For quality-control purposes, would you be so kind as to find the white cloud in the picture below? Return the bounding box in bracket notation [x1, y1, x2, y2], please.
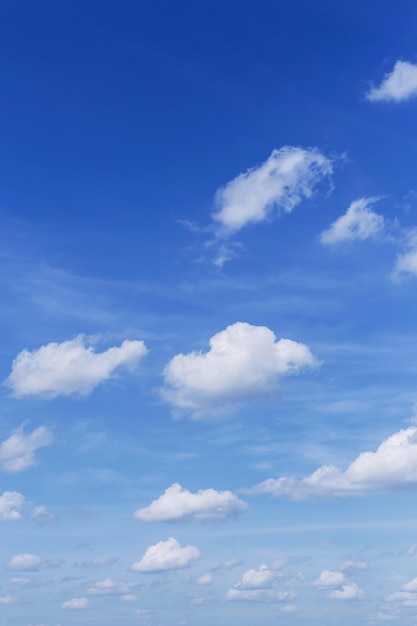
[314, 570, 346, 589]
[0, 491, 25, 521]
[320, 197, 385, 245]
[329, 583, 364, 600]
[212, 146, 333, 236]
[225, 589, 294, 602]
[250, 427, 417, 498]
[339, 560, 368, 573]
[4, 335, 148, 398]
[403, 578, 417, 592]
[0, 595, 17, 604]
[366, 60, 417, 102]
[31, 505, 55, 524]
[7, 554, 41, 571]
[130, 537, 200, 572]
[196, 572, 213, 585]
[237, 565, 276, 590]
[87, 578, 135, 596]
[394, 229, 417, 278]
[0, 424, 53, 472]
[120, 594, 139, 602]
[134, 483, 247, 522]
[62, 597, 90, 609]
[162, 322, 317, 417]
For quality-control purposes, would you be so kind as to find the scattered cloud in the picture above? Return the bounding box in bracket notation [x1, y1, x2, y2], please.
[393, 228, 417, 278]
[0, 595, 17, 604]
[130, 537, 200, 572]
[320, 197, 385, 245]
[162, 322, 317, 417]
[226, 588, 295, 602]
[236, 564, 276, 589]
[31, 505, 55, 524]
[328, 583, 364, 600]
[196, 572, 213, 585]
[4, 335, 148, 398]
[212, 146, 333, 236]
[339, 561, 368, 573]
[0, 491, 25, 521]
[314, 570, 346, 589]
[366, 60, 417, 102]
[87, 577, 136, 596]
[250, 427, 417, 498]
[7, 553, 41, 571]
[0, 424, 53, 472]
[134, 483, 247, 522]
[62, 597, 90, 609]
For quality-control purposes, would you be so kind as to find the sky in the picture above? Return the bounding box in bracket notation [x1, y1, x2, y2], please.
[3, 1, 417, 624]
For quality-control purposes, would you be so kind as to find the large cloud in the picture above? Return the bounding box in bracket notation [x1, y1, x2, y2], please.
[320, 197, 385, 245]
[162, 322, 317, 417]
[0, 424, 53, 472]
[4, 335, 148, 398]
[134, 483, 247, 522]
[212, 147, 333, 236]
[250, 427, 417, 498]
[130, 537, 200, 572]
[366, 60, 417, 102]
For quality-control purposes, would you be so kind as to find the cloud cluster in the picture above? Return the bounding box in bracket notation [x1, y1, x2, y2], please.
[134, 483, 247, 522]
[5, 336, 148, 398]
[0, 424, 53, 472]
[250, 427, 417, 498]
[367, 60, 417, 102]
[162, 322, 317, 417]
[314, 570, 364, 600]
[212, 147, 333, 236]
[320, 197, 385, 245]
[130, 537, 200, 572]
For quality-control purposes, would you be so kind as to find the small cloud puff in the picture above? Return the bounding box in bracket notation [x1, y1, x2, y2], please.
[366, 60, 417, 102]
[134, 483, 247, 522]
[0, 424, 53, 473]
[314, 570, 346, 589]
[329, 583, 364, 600]
[212, 146, 333, 236]
[4, 335, 148, 399]
[61, 597, 90, 609]
[7, 554, 41, 571]
[320, 197, 385, 245]
[162, 322, 317, 417]
[130, 537, 200, 572]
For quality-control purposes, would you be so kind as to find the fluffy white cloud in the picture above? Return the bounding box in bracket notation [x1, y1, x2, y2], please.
[226, 589, 294, 602]
[212, 146, 333, 236]
[196, 572, 213, 585]
[7, 553, 41, 571]
[162, 322, 317, 417]
[0, 491, 25, 521]
[237, 565, 276, 590]
[4, 335, 148, 398]
[31, 505, 54, 524]
[366, 60, 417, 102]
[134, 483, 247, 522]
[329, 583, 364, 600]
[250, 427, 417, 498]
[314, 570, 346, 589]
[394, 229, 417, 278]
[87, 577, 134, 595]
[130, 537, 200, 572]
[320, 197, 385, 245]
[62, 597, 90, 609]
[0, 424, 53, 472]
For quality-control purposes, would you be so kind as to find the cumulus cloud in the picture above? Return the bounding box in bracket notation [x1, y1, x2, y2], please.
[212, 147, 333, 236]
[393, 228, 417, 278]
[314, 570, 346, 589]
[366, 60, 417, 102]
[320, 197, 385, 245]
[162, 322, 317, 417]
[62, 597, 90, 609]
[130, 537, 200, 572]
[196, 572, 213, 585]
[236, 565, 277, 590]
[4, 335, 148, 398]
[329, 583, 364, 600]
[226, 589, 295, 602]
[87, 577, 135, 596]
[0, 424, 53, 472]
[31, 505, 55, 524]
[7, 554, 41, 571]
[250, 427, 417, 499]
[134, 483, 247, 522]
[0, 491, 25, 521]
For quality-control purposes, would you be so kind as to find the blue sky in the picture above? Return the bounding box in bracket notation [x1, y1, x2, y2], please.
[3, 1, 417, 624]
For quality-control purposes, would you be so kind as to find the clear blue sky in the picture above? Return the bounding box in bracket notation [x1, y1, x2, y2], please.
[2, 1, 417, 624]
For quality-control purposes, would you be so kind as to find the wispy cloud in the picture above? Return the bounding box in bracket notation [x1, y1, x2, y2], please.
[320, 197, 385, 245]
[366, 60, 417, 102]
[0, 424, 53, 472]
